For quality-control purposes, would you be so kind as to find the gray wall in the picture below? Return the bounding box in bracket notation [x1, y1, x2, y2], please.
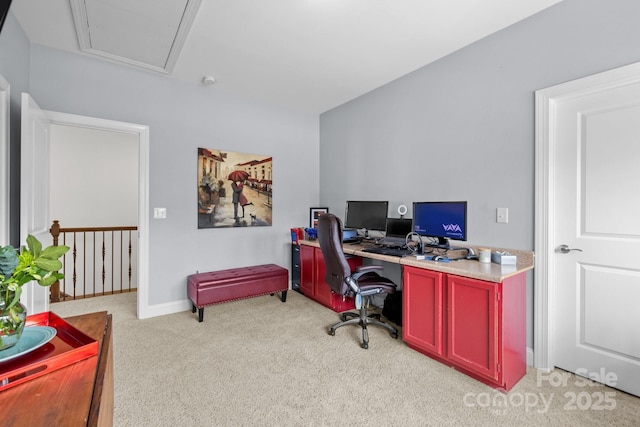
[2, 14, 320, 307]
[319, 0, 640, 350]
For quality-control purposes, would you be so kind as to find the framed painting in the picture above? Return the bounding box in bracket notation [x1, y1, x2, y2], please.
[198, 147, 272, 228]
[309, 207, 329, 228]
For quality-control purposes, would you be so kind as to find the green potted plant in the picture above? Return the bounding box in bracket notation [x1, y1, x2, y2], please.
[0, 235, 69, 350]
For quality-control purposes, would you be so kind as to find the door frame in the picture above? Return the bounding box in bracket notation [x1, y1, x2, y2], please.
[533, 61, 640, 370]
[45, 110, 150, 319]
[0, 74, 9, 246]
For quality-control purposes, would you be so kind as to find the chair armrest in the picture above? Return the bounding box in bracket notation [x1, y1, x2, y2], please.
[351, 265, 384, 283]
[354, 265, 383, 273]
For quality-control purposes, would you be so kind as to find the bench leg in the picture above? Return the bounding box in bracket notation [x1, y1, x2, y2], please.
[198, 307, 204, 322]
[280, 290, 287, 303]
[192, 304, 196, 313]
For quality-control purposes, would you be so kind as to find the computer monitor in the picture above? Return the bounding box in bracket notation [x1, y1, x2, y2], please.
[385, 218, 413, 239]
[379, 217, 413, 247]
[344, 200, 389, 237]
[412, 201, 467, 248]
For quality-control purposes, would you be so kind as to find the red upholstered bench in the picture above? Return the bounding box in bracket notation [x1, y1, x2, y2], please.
[187, 264, 288, 322]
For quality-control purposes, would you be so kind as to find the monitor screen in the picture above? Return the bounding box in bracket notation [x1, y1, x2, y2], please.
[385, 217, 412, 238]
[412, 201, 467, 246]
[344, 200, 389, 232]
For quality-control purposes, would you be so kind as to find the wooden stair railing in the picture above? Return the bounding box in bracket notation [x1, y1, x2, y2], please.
[50, 220, 138, 302]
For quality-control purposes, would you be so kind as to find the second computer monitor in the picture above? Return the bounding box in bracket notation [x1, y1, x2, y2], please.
[413, 201, 467, 248]
[344, 200, 389, 233]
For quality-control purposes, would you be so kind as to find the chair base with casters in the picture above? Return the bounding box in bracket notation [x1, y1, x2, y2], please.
[328, 294, 398, 349]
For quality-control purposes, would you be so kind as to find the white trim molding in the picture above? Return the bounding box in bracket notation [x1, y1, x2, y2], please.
[534, 61, 640, 371]
[44, 111, 150, 320]
[0, 74, 9, 246]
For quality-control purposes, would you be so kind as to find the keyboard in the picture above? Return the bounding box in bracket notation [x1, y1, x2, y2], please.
[361, 246, 413, 257]
[376, 237, 406, 247]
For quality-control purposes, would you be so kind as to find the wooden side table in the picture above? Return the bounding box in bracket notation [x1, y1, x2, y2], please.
[0, 311, 114, 427]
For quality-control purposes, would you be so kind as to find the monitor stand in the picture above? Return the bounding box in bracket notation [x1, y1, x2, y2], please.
[360, 229, 377, 243]
[424, 237, 465, 251]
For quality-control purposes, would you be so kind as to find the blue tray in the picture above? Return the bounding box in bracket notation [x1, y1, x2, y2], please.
[0, 326, 57, 364]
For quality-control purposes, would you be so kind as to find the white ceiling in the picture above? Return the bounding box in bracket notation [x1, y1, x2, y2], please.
[11, 0, 562, 114]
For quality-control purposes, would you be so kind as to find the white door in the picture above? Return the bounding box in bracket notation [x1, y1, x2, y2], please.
[553, 75, 640, 396]
[20, 93, 53, 314]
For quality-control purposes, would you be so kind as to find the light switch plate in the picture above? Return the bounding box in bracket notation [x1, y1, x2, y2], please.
[497, 207, 508, 223]
[154, 208, 167, 219]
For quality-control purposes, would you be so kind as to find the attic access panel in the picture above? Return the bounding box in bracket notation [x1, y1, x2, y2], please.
[70, 0, 201, 73]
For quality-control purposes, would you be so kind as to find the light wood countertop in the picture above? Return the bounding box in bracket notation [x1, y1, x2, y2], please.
[299, 239, 534, 282]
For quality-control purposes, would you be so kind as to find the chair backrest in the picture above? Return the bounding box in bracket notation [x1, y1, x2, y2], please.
[317, 213, 352, 296]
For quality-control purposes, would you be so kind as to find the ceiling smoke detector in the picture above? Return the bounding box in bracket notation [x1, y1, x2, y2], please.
[202, 75, 216, 86]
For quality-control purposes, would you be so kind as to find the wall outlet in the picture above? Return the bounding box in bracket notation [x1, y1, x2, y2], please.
[154, 208, 167, 219]
[497, 207, 508, 223]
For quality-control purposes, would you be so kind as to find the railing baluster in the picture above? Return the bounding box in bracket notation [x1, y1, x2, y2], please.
[83, 232, 87, 298]
[63, 233, 67, 300]
[101, 232, 106, 297]
[72, 232, 78, 300]
[128, 230, 133, 292]
[111, 231, 115, 294]
[49, 220, 61, 302]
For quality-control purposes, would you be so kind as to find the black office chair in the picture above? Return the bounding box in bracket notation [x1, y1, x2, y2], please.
[317, 213, 399, 349]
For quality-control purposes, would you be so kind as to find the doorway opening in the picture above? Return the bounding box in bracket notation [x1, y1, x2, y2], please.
[45, 111, 149, 319]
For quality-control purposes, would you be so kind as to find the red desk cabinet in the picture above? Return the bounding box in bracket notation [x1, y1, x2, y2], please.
[402, 267, 445, 358]
[402, 265, 526, 391]
[299, 245, 358, 312]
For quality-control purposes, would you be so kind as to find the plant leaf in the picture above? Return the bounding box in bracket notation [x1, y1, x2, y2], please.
[38, 272, 59, 287]
[40, 245, 70, 259]
[0, 245, 19, 277]
[4, 287, 22, 311]
[34, 258, 62, 272]
[26, 234, 43, 257]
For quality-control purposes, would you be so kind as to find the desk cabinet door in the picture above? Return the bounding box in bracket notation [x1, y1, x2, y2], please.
[299, 245, 315, 296]
[314, 247, 360, 310]
[402, 266, 445, 357]
[447, 275, 499, 381]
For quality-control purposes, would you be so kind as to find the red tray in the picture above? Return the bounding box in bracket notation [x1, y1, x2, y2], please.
[0, 311, 99, 392]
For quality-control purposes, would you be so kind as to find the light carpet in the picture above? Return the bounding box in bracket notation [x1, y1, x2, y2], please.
[51, 291, 640, 426]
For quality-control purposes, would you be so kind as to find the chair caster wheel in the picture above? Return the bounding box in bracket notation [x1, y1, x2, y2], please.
[362, 342, 368, 349]
[328, 329, 335, 336]
[391, 332, 398, 339]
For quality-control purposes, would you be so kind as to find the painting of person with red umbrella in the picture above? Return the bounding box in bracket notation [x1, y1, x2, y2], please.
[228, 170, 253, 222]
[197, 147, 273, 228]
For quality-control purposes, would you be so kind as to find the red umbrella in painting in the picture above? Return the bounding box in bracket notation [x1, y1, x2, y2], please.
[228, 170, 249, 182]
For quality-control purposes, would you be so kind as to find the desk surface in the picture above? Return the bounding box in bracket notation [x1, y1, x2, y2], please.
[300, 239, 534, 282]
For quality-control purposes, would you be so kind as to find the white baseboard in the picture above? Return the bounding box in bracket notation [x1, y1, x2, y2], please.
[138, 298, 192, 319]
